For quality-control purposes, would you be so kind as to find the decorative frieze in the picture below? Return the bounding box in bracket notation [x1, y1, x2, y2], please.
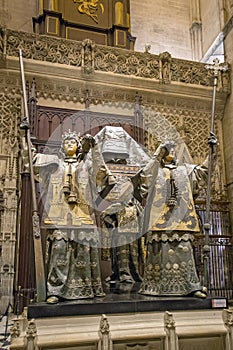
[143, 106, 212, 159]
[0, 27, 230, 92]
[0, 91, 21, 152]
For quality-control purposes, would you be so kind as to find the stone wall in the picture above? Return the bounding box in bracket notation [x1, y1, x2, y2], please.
[200, 0, 221, 55]
[130, 0, 192, 59]
[0, 0, 38, 32]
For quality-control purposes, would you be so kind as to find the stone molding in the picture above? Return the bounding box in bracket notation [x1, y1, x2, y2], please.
[0, 27, 230, 92]
[9, 310, 227, 350]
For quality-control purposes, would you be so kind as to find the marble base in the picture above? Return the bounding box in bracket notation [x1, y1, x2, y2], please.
[27, 282, 223, 319]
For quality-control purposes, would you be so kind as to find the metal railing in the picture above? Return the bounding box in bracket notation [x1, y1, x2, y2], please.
[194, 209, 233, 299]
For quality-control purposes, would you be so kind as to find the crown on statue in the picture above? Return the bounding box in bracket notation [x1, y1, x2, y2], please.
[62, 129, 80, 142]
[161, 140, 176, 151]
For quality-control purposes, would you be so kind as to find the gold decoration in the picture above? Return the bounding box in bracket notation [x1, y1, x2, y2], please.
[73, 0, 104, 24]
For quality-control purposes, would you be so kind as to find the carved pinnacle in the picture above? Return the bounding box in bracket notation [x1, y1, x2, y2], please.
[164, 311, 176, 329]
[99, 314, 110, 335]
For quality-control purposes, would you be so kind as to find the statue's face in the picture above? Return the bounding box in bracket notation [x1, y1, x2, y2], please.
[63, 138, 78, 157]
[165, 147, 175, 163]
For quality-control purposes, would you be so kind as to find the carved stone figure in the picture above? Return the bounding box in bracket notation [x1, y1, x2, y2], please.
[95, 126, 150, 284]
[34, 130, 115, 303]
[159, 51, 171, 83]
[136, 141, 208, 298]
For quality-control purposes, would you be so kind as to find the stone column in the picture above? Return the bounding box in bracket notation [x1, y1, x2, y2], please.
[98, 314, 113, 350]
[164, 311, 179, 350]
[222, 309, 233, 350]
[189, 0, 203, 61]
[24, 319, 38, 350]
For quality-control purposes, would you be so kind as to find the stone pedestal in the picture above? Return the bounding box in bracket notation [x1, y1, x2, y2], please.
[10, 309, 230, 350]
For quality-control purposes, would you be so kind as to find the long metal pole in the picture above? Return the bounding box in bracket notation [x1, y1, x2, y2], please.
[203, 58, 228, 289]
[203, 73, 218, 288]
[19, 50, 46, 302]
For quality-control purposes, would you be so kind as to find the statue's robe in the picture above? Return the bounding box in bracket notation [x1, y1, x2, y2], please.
[34, 145, 112, 299]
[100, 167, 144, 283]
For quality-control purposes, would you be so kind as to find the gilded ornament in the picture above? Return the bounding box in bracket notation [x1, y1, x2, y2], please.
[73, 0, 104, 24]
[147, 264, 153, 271]
[182, 246, 189, 252]
[173, 263, 179, 270]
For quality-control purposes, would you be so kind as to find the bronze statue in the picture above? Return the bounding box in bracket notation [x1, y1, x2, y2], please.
[95, 126, 150, 284]
[34, 130, 115, 303]
[136, 141, 208, 298]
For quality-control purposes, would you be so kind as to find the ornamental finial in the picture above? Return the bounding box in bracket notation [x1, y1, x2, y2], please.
[205, 58, 229, 77]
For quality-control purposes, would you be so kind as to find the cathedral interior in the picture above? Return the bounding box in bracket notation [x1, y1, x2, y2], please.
[1, 0, 233, 349]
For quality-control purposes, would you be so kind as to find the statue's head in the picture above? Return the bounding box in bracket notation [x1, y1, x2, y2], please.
[61, 130, 82, 158]
[161, 140, 177, 165]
